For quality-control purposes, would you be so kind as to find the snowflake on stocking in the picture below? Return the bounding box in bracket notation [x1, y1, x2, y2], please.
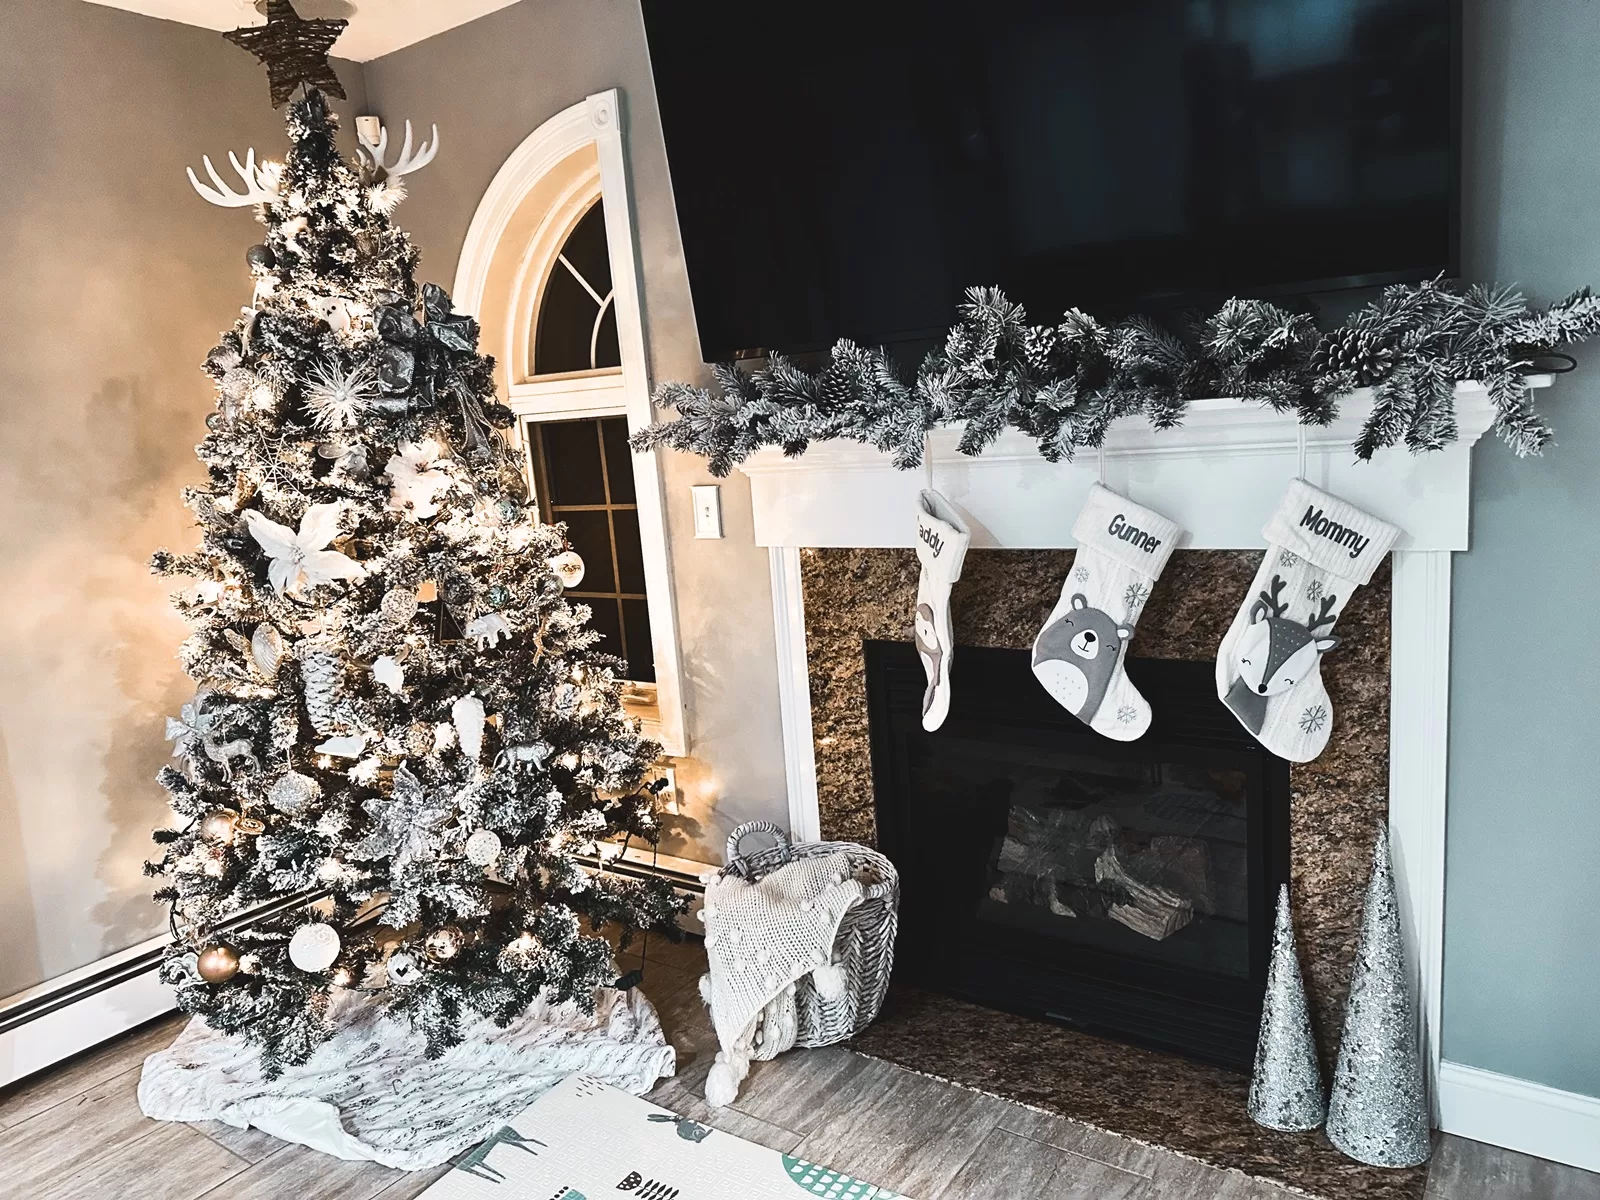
[1299, 704, 1329, 735]
[1305, 578, 1325, 604]
[1123, 580, 1151, 618]
[1278, 549, 1301, 569]
[1074, 564, 1091, 585]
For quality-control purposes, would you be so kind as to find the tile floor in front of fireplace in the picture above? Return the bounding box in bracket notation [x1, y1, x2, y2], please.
[1, 936, 1593, 1200]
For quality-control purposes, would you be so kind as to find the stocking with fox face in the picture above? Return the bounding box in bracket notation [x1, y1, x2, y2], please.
[1216, 480, 1400, 762]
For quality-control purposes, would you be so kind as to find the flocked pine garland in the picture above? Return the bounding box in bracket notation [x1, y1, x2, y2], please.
[633, 280, 1600, 475]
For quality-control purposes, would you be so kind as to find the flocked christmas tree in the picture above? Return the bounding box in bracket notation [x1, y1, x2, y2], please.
[148, 90, 682, 1075]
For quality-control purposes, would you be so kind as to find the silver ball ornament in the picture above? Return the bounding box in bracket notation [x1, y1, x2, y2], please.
[465, 828, 503, 867]
[381, 588, 420, 626]
[269, 771, 321, 816]
[386, 951, 422, 986]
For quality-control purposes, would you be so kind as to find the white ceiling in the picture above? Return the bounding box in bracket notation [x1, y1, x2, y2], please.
[82, 0, 526, 62]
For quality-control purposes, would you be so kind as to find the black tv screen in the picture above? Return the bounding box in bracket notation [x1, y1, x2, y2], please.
[643, 0, 1458, 363]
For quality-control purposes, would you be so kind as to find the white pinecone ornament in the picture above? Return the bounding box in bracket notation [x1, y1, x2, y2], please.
[295, 645, 344, 735]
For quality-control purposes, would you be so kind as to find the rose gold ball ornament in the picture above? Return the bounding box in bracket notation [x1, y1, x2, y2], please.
[196, 944, 241, 983]
[424, 926, 464, 961]
[288, 922, 342, 972]
[198, 810, 238, 842]
[547, 550, 585, 589]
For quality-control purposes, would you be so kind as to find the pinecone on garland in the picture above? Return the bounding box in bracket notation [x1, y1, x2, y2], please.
[1311, 327, 1397, 387]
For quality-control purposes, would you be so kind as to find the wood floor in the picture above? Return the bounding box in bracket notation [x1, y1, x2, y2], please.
[1, 938, 1595, 1199]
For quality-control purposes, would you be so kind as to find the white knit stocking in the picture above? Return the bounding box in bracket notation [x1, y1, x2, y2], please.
[1033, 483, 1182, 741]
[1216, 480, 1400, 762]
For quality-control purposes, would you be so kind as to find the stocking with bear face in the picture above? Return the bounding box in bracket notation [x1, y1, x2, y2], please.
[1033, 484, 1182, 741]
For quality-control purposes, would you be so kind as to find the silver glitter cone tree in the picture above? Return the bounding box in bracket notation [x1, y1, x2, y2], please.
[1324, 826, 1431, 1167]
[146, 91, 683, 1076]
[1248, 884, 1325, 1131]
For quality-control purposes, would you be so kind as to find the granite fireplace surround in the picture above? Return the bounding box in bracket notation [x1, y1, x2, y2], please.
[801, 546, 1422, 1200]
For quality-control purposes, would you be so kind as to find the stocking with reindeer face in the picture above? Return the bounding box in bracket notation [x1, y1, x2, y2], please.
[1217, 480, 1400, 762]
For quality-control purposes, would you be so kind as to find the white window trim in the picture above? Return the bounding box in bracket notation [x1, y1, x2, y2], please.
[454, 90, 687, 757]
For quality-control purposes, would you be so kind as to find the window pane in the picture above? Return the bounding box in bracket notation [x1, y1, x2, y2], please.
[562, 201, 612, 297]
[583, 596, 625, 666]
[622, 599, 656, 683]
[558, 509, 616, 594]
[533, 265, 597, 376]
[612, 507, 647, 595]
[592, 301, 621, 370]
[539, 419, 606, 506]
[532, 202, 613, 378]
[600, 417, 636, 504]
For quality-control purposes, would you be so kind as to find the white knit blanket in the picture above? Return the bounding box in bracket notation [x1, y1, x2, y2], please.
[137, 987, 675, 1171]
[702, 852, 866, 1105]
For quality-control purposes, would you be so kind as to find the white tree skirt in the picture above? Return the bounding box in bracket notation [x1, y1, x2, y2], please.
[137, 987, 676, 1171]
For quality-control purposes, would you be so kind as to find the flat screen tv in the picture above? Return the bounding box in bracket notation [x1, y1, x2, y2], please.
[642, 0, 1459, 363]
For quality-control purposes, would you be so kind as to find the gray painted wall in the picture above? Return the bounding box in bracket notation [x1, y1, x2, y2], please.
[1444, 0, 1600, 1099]
[360, 0, 790, 866]
[0, 0, 367, 999]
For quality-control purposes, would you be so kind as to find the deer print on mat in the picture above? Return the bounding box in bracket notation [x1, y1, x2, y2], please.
[1224, 575, 1339, 736]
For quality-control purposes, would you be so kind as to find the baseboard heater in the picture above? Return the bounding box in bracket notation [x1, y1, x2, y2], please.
[0, 853, 709, 1088]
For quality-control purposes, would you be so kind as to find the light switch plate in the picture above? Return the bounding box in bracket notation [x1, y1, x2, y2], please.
[691, 484, 723, 539]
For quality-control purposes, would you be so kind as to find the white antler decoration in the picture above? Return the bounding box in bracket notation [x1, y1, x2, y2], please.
[186, 148, 278, 208]
[357, 120, 440, 181]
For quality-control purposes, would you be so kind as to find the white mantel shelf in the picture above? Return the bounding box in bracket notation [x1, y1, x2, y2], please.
[750, 373, 1565, 1145]
[740, 379, 1551, 553]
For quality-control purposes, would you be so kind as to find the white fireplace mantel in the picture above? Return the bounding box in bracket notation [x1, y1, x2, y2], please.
[745, 376, 1556, 1135]
[741, 380, 1549, 553]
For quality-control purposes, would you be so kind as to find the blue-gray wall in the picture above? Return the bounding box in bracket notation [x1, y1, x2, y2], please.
[1444, 0, 1600, 1098]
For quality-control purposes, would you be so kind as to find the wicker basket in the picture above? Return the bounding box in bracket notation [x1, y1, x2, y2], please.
[720, 820, 900, 1048]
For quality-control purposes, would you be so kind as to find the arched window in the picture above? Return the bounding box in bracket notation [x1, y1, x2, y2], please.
[453, 91, 685, 755]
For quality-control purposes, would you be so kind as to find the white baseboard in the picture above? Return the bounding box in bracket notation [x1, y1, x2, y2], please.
[1438, 1059, 1600, 1173]
[0, 936, 176, 1090]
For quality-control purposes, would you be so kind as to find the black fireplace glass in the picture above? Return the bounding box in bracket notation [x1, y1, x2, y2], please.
[867, 642, 1290, 1071]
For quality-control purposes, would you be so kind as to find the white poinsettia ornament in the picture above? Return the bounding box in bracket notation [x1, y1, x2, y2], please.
[385, 439, 454, 520]
[245, 503, 365, 595]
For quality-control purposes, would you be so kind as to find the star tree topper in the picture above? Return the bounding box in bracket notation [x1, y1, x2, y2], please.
[224, 0, 348, 108]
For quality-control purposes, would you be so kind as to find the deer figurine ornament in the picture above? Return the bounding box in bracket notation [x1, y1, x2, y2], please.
[1224, 575, 1339, 736]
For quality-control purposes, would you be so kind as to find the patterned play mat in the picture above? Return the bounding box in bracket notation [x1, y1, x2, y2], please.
[419, 1074, 905, 1200]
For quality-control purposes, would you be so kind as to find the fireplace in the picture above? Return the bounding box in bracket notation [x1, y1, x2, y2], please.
[867, 640, 1290, 1071]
